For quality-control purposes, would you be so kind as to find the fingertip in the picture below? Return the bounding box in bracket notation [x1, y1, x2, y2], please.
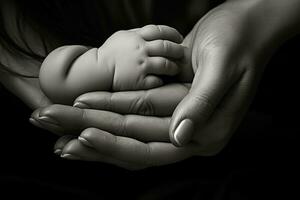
[61, 138, 81, 155]
[158, 25, 183, 43]
[54, 149, 62, 155]
[73, 93, 89, 106]
[143, 76, 163, 89]
[139, 24, 183, 43]
[73, 101, 90, 109]
[78, 136, 93, 148]
[29, 117, 43, 129]
[171, 119, 194, 147]
[54, 135, 76, 151]
[30, 107, 42, 119]
[60, 153, 80, 160]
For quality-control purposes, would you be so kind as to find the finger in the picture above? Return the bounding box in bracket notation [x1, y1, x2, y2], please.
[30, 107, 66, 135]
[79, 128, 194, 167]
[31, 107, 43, 119]
[169, 50, 242, 146]
[144, 57, 179, 76]
[139, 25, 183, 43]
[53, 135, 76, 154]
[146, 40, 184, 59]
[58, 137, 141, 170]
[142, 75, 163, 89]
[74, 84, 190, 116]
[32, 104, 170, 142]
[31, 106, 70, 135]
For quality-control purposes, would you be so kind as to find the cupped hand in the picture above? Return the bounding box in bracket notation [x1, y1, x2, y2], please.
[30, 84, 199, 170]
[169, 1, 277, 154]
[29, 0, 279, 168]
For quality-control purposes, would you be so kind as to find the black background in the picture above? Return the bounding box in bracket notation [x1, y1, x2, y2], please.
[1, 0, 298, 199]
[0, 40, 276, 199]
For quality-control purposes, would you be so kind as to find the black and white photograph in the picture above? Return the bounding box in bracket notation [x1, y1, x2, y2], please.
[1, 0, 290, 199]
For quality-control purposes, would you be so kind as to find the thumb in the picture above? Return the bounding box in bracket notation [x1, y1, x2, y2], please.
[169, 50, 239, 146]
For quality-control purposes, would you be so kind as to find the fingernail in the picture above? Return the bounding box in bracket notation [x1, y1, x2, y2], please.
[78, 136, 93, 148]
[38, 116, 59, 126]
[29, 118, 43, 128]
[35, 116, 63, 133]
[54, 149, 62, 155]
[174, 119, 194, 146]
[73, 101, 89, 109]
[61, 153, 79, 160]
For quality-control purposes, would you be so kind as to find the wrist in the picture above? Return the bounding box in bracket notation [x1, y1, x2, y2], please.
[226, 0, 300, 63]
[248, 0, 300, 51]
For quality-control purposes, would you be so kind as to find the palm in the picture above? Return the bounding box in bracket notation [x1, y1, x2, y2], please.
[170, 2, 271, 154]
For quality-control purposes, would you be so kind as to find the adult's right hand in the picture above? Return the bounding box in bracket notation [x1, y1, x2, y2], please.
[169, 0, 298, 154]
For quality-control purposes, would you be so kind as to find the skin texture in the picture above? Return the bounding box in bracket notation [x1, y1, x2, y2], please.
[2, 0, 298, 169]
[168, 0, 300, 147]
[39, 25, 193, 105]
[28, 0, 298, 170]
[30, 84, 192, 169]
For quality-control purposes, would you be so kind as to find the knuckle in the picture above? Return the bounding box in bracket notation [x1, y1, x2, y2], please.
[110, 133, 118, 147]
[141, 24, 156, 33]
[156, 25, 163, 33]
[75, 109, 88, 130]
[158, 57, 171, 73]
[162, 58, 169, 70]
[162, 40, 169, 53]
[108, 93, 116, 111]
[116, 115, 128, 137]
[79, 109, 87, 122]
[156, 40, 165, 51]
[130, 92, 154, 115]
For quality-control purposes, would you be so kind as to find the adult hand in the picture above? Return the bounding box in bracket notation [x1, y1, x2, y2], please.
[169, 0, 281, 153]
[30, 84, 198, 170]
[0, 71, 52, 109]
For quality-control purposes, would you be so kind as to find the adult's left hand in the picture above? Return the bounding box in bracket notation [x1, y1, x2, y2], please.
[30, 84, 198, 170]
